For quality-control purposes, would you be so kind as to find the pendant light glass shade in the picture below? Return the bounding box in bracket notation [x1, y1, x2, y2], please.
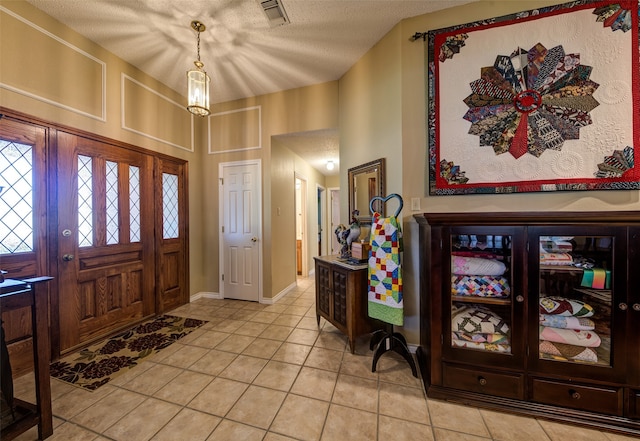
[186, 21, 210, 117]
[187, 64, 210, 116]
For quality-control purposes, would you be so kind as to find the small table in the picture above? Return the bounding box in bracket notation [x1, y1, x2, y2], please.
[1, 277, 53, 440]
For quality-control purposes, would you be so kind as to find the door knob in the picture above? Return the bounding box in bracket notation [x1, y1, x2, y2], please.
[62, 254, 74, 261]
[251, 237, 258, 242]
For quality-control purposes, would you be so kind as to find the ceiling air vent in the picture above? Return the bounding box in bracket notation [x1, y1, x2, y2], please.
[258, 0, 290, 27]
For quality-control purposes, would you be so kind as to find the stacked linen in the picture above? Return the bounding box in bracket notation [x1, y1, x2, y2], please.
[451, 304, 511, 353]
[539, 236, 573, 266]
[451, 256, 510, 298]
[539, 296, 600, 363]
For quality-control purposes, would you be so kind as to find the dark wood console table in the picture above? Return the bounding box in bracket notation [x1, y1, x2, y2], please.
[314, 256, 382, 353]
[1, 277, 53, 440]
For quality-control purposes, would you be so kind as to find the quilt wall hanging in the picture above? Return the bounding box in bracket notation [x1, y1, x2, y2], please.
[426, 0, 639, 195]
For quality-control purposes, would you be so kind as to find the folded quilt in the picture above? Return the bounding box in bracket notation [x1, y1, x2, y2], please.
[451, 275, 510, 298]
[451, 338, 511, 353]
[452, 331, 509, 344]
[539, 314, 595, 330]
[539, 340, 598, 363]
[539, 325, 601, 348]
[452, 305, 510, 335]
[539, 296, 594, 317]
[451, 256, 506, 276]
[539, 250, 573, 266]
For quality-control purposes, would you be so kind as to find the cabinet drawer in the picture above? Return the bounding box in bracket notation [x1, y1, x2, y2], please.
[627, 389, 640, 419]
[443, 364, 524, 400]
[531, 378, 622, 416]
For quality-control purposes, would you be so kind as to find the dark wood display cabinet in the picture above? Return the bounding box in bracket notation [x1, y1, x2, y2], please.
[415, 211, 640, 436]
[314, 255, 382, 353]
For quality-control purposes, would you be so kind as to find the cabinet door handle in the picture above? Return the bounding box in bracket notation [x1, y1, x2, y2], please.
[569, 389, 581, 400]
[478, 376, 487, 386]
[633, 303, 640, 312]
[619, 303, 628, 311]
[515, 295, 524, 303]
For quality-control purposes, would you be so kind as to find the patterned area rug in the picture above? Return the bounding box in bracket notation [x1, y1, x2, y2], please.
[50, 315, 207, 391]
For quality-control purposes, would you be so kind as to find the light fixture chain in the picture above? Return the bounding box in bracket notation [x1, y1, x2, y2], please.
[196, 29, 201, 62]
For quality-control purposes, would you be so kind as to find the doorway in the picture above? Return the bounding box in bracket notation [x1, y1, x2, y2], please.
[329, 187, 341, 254]
[219, 159, 262, 301]
[317, 185, 327, 257]
[295, 174, 307, 277]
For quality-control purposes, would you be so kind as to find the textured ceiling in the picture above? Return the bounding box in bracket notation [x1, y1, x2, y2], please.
[25, 0, 477, 176]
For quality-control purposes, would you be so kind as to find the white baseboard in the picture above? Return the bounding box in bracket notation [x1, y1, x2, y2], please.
[190, 291, 222, 302]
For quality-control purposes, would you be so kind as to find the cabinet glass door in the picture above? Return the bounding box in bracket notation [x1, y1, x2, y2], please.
[449, 229, 520, 362]
[531, 226, 628, 382]
[537, 234, 614, 367]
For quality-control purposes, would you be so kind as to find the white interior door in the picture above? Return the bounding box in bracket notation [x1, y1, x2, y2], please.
[219, 160, 262, 301]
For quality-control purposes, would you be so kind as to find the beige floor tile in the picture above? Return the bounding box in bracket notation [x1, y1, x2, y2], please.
[270, 394, 330, 441]
[103, 397, 181, 441]
[261, 303, 290, 314]
[376, 352, 422, 388]
[286, 329, 320, 348]
[331, 374, 378, 413]
[233, 321, 268, 337]
[603, 432, 640, 441]
[228, 309, 258, 321]
[226, 385, 287, 429]
[433, 428, 492, 441]
[120, 363, 182, 395]
[174, 327, 208, 345]
[263, 433, 299, 441]
[154, 343, 209, 368]
[290, 366, 338, 401]
[153, 370, 214, 405]
[540, 420, 612, 441]
[218, 354, 268, 383]
[320, 404, 377, 441]
[480, 409, 550, 441]
[151, 408, 221, 441]
[272, 342, 313, 365]
[108, 358, 155, 386]
[242, 337, 283, 359]
[296, 316, 321, 330]
[250, 311, 281, 324]
[314, 330, 348, 351]
[206, 419, 266, 441]
[285, 305, 312, 316]
[428, 400, 490, 438]
[188, 330, 232, 349]
[28, 421, 100, 441]
[253, 360, 301, 391]
[52, 383, 116, 420]
[378, 381, 429, 424]
[339, 352, 378, 380]
[211, 319, 245, 333]
[188, 377, 249, 417]
[378, 414, 434, 441]
[214, 334, 256, 353]
[189, 349, 238, 376]
[70, 387, 146, 433]
[260, 324, 295, 341]
[272, 314, 302, 327]
[304, 347, 343, 372]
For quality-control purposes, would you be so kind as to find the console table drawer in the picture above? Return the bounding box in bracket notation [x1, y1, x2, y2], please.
[531, 378, 622, 416]
[443, 364, 524, 400]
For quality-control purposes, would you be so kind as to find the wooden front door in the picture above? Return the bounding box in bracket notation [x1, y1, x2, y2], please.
[56, 131, 155, 353]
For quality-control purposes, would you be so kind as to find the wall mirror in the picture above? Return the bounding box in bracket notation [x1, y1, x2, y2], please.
[348, 157, 385, 225]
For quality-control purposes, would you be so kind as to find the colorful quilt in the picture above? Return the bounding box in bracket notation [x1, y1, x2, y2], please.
[368, 212, 403, 326]
[451, 256, 506, 276]
[539, 314, 595, 331]
[539, 340, 598, 363]
[539, 296, 594, 317]
[539, 325, 601, 348]
[452, 338, 511, 353]
[452, 305, 510, 335]
[452, 331, 509, 345]
[451, 275, 510, 297]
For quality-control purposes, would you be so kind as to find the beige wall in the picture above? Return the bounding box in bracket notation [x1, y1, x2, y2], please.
[339, 0, 640, 345]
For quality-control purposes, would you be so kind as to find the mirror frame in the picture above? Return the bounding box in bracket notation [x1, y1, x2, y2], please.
[348, 157, 385, 225]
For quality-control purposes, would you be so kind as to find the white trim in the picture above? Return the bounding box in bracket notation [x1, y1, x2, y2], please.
[218, 159, 263, 302]
[190, 291, 222, 302]
[268, 281, 298, 304]
[0, 6, 107, 121]
[120, 74, 194, 152]
[208, 105, 262, 154]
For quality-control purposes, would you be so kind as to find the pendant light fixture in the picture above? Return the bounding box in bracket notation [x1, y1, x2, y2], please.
[186, 20, 211, 116]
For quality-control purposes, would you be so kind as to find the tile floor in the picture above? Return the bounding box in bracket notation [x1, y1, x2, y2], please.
[11, 277, 640, 441]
